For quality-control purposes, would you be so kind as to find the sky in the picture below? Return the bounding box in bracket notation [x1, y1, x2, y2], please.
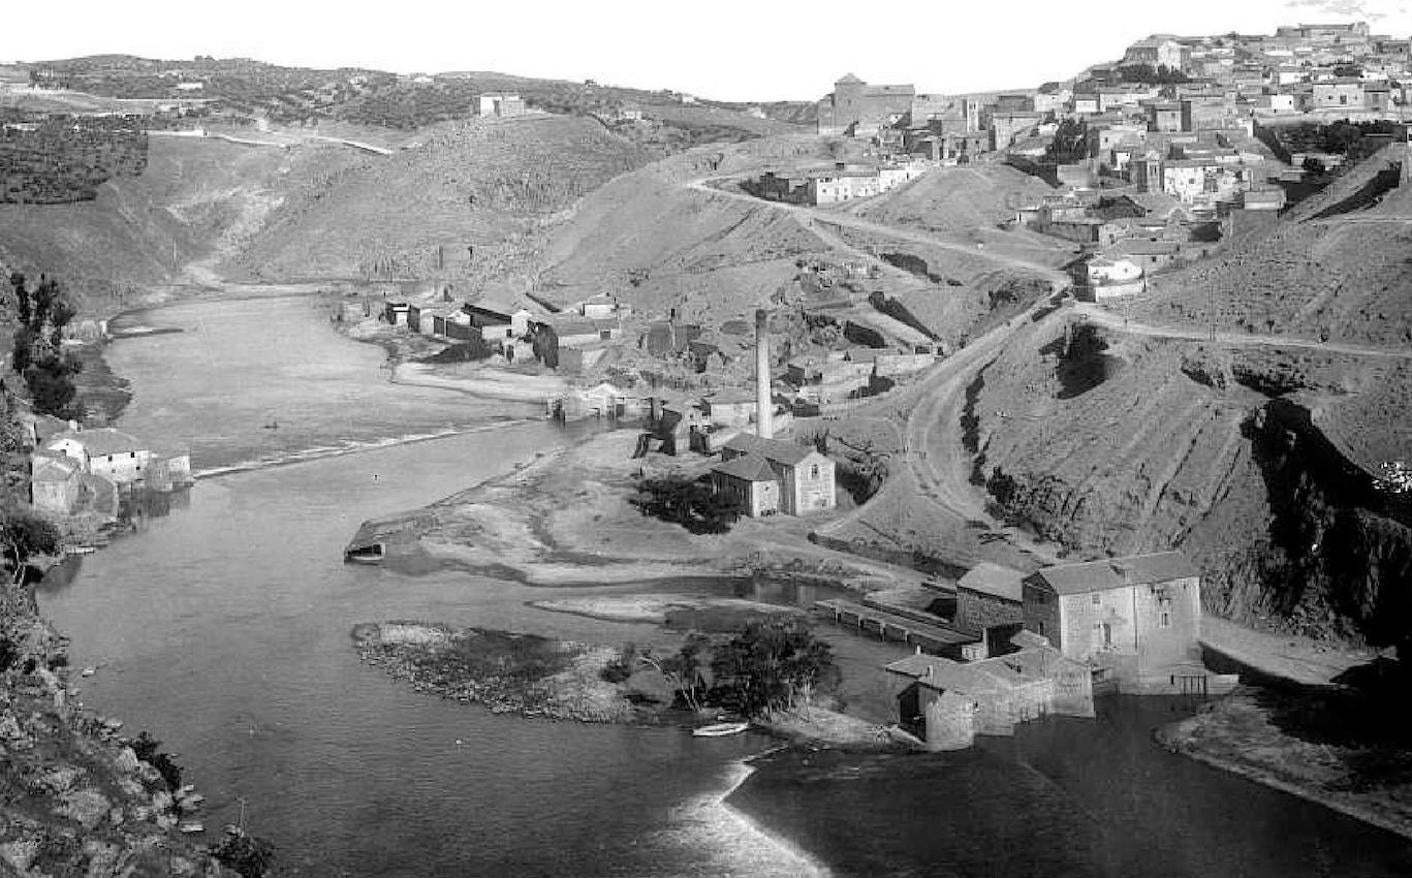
[5, 0, 1412, 101]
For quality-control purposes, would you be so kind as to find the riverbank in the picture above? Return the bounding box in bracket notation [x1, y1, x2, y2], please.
[1157, 687, 1412, 841]
[352, 428, 930, 591]
[0, 581, 229, 875]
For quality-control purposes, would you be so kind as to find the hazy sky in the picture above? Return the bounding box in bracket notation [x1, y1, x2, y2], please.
[6, 0, 1412, 100]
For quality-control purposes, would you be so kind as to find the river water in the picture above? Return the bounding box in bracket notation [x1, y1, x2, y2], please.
[37, 294, 1412, 876]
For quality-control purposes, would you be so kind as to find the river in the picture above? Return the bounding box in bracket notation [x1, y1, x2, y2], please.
[37, 294, 1412, 877]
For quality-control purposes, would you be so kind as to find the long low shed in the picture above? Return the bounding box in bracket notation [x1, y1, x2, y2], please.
[815, 599, 982, 659]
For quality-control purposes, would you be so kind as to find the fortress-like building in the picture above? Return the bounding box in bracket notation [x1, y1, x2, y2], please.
[816, 74, 915, 137]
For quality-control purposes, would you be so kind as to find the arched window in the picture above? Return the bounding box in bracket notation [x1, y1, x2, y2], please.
[810, 464, 820, 479]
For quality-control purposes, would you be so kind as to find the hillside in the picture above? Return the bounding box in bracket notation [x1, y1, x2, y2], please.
[853, 164, 1056, 236]
[1135, 146, 1412, 348]
[0, 112, 658, 310]
[225, 114, 652, 285]
[0, 134, 293, 310]
[29, 56, 807, 148]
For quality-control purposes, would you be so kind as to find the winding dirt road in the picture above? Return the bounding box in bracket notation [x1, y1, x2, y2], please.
[1073, 302, 1412, 360]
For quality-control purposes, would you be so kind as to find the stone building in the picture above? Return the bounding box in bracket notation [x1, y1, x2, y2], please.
[817, 74, 915, 137]
[709, 453, 781, 518]
[46, 428, 151, 485]
[886, 639, 1094, 751]
[718, 434, 835, 515]
[1021, 551, 1206, 692]
[954, 562, 1026, 657]
[30, 451, 82, 515]
[478, 92, 527, 118]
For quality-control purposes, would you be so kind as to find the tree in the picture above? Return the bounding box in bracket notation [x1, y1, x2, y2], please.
[1045, 119, 1088, 164]
[707, 620, 837, 717]
[8, 273, 82, 419]
[639, 635, 710, 712]
[0, 509, 60, 584]
[532, 324, 560, 369]
[1302, 156, 1328, 177]
[631, 474, 738, 535]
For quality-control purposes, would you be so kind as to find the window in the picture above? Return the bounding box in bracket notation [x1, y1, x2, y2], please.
[1160, 611, 1171, 629]
[1091, 593, 1101, 605]
[810, 464, 820, 479]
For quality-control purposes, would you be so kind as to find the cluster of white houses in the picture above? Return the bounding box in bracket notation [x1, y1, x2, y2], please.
[749, 159, 928, 206]
[28, 416, 192, 519]
[866, 551, 1235, 751]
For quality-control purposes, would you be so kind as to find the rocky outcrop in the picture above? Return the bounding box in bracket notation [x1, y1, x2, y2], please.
[1213, 399, 1412, 645]
[0, 581, 234, 877]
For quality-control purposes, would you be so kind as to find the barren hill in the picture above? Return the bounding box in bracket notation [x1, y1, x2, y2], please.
[0, 113, 656, 308]
[0, 134, 292, 308]
[225, 114, 651, 285]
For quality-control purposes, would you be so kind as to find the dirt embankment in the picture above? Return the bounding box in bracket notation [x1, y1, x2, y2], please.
[1158, 683, 1412, 841]
[0, 581, 233, 876]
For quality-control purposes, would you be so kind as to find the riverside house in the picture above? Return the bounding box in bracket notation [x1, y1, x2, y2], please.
[1020, 551, 1231, 694]
[30, 451, 82, 515]
[47, 428, 152, 484]
[43, 427, 193, 495]
[885, 638, 1095, 751]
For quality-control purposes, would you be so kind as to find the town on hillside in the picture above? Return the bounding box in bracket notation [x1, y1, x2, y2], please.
[743, 21, 1410, 300]
[4, 14, 1412, 875]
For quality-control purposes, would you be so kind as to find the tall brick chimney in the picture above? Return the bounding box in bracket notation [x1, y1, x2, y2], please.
[755, 308, 773, 440]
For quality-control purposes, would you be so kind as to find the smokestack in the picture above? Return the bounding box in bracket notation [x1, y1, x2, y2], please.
[755, 308, 773, 440]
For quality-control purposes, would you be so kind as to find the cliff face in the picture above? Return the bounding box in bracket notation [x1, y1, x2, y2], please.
[0, 581, 232, 877]
[1225, 400, 1412, 645]
[969, 317, 1412, 647]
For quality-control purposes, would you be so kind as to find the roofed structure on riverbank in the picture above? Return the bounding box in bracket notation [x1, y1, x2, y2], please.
[1021, 551, 1214, 693]
[885, 641, 1094, 751]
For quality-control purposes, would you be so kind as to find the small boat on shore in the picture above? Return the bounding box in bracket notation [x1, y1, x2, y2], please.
[692, 721, 750, 738]
[178, 821, 205, 834]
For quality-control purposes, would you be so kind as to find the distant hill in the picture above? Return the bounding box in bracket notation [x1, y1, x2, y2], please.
[28, 56, 811, 145]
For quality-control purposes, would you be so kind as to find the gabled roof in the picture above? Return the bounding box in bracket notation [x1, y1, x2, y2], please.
[711, 453, 777, 483]
[722, 433, 815, 466]
[957, 562, 1025, 603]
[48, 428, 145, 457]
[1025, 551, 1199, 596]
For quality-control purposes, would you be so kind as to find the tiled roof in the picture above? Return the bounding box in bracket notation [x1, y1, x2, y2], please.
[722, 433, 814, 466]
[711, 453, 776, 482]
[48, 428, 145, 457]
[1025, 551, 1198, 595]
[957, 562, 1025, 602]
